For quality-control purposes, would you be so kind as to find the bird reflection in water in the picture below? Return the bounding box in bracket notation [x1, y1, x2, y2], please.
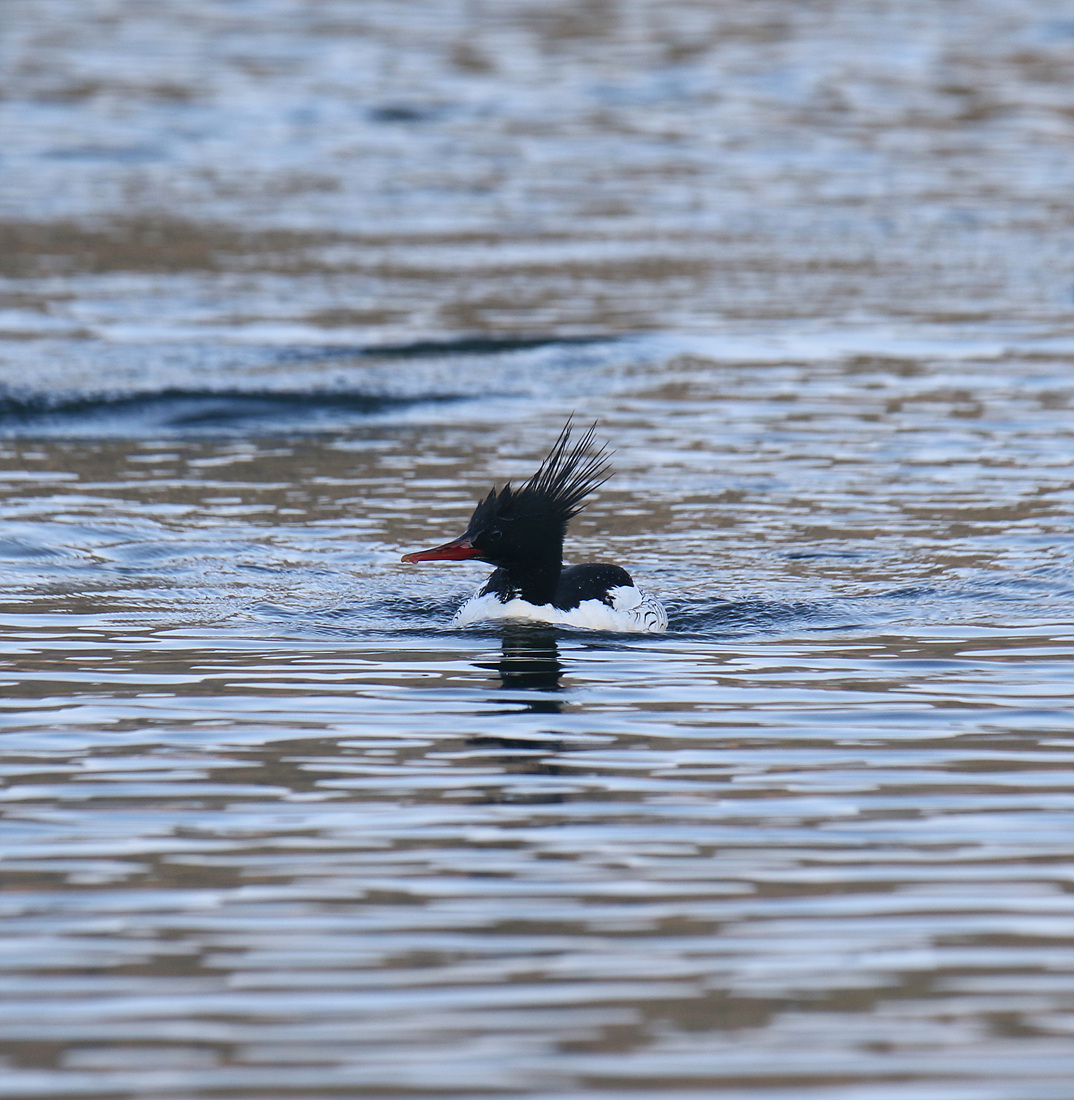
[477, 625, 565, 698]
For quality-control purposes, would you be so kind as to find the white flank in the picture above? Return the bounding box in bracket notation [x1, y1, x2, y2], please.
[452, 584, 668, 633]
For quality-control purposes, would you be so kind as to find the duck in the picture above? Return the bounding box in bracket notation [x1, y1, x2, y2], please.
[401, 421, 667, 632]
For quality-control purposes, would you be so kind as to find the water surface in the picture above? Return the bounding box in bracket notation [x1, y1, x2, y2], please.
[2, 2, 1074, 1098]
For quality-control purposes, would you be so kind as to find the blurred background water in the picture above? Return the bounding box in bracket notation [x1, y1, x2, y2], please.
[2, 2, 1074, 1098]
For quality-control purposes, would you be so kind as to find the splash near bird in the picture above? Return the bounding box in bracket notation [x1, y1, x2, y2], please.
[402, 421, 667, 632]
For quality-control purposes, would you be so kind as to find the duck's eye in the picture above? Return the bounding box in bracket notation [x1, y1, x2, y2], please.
[485, 529, 502, 543]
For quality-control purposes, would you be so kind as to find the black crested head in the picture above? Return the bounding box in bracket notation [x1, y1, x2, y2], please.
[401, 420, 611, 603]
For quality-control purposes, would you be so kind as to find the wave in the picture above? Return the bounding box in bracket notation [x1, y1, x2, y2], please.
[668, 597, 864, 636]
[0, 387, 458, 436]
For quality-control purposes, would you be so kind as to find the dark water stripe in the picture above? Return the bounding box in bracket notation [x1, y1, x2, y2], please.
[273, 334, 615, 362]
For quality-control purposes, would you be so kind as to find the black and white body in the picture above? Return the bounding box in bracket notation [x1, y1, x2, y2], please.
[401, 422, 667, 633]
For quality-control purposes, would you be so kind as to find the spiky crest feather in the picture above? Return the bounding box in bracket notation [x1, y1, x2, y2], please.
[468, 420, 611, 531]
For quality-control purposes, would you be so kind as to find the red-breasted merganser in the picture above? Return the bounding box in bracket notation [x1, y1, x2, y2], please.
[401, 422, 668, 633]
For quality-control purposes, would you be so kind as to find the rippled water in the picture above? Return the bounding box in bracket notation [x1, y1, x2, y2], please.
[3, 2, 1074, 1098]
